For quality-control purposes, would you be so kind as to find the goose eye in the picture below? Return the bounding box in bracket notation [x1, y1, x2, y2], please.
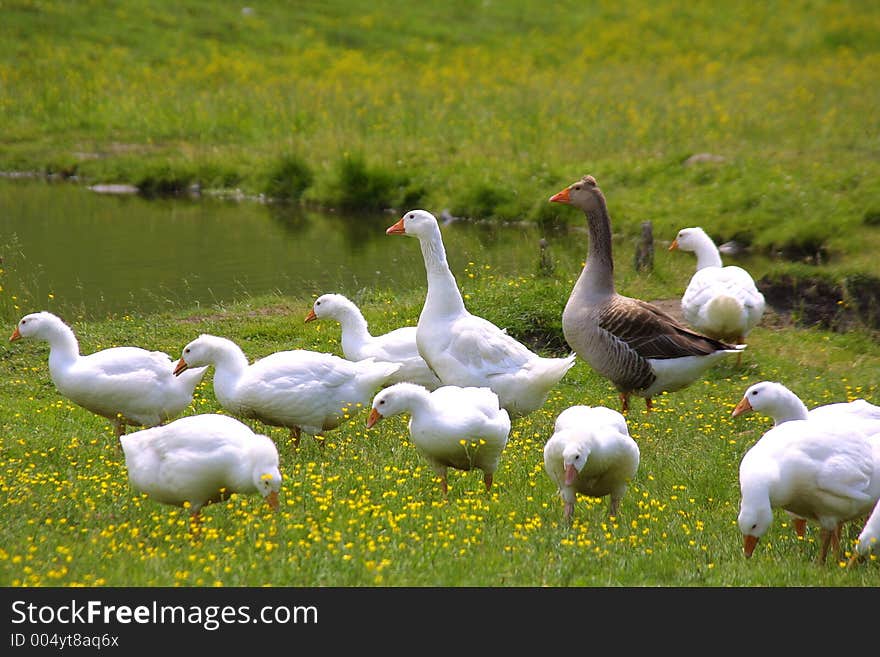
[750, 390, 758, 396]
[184, 348, 190, 354]
[379, 399, 385, 405]
[574, 455, 580, 460]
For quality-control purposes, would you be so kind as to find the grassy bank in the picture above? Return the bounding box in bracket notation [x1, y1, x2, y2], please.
[1, 279, 879, 586]
[2, 0, 880, 271]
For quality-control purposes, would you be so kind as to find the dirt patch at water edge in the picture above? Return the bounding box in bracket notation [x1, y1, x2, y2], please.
[652, 271, 880, 336]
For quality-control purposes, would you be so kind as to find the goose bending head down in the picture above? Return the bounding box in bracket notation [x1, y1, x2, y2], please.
[732, 380, 880, 540]
[174, 334, 401, 448]
[121, 413, 282, 520]
[669, 226, 765, 348]
[10, 311, 208, 439]
[385, 210, 576, 417]
[542, 405, 640, 523]
[305, 293, 442, 390]
[366, 382, 511, 497]
[737, 417, 880, 564]
[549, 176, 744, 413]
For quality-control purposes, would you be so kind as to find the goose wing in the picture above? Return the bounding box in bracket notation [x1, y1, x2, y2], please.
[600, 296, 736, 360]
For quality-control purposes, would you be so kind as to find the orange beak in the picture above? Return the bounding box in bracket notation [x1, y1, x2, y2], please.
[304, 309, 317, 323]
[386, 218, 406, 235]
[9, 326, 21, 342]
[668, 238, 679, 251]
[366, 408, 382, 429]
[549, 187, 571, 204]
[173, 357, 189, 376]
[265, 490, 279, 512]
[732, 397, 753, 417]
[743, 534, 759, 558]
[564, 463, 578, 486]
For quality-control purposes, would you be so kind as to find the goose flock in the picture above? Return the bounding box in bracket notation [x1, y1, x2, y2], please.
[8, 174, 879, 567]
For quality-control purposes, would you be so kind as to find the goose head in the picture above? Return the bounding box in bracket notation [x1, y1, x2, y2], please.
[10, 311, 61, 342]
[732, 381, 794, 418]
[549, 175, 605, 213]
[250, 437, 282, 511]
[305, 293, 348, 323]
[386, 209, 438, 239]
[668, 227, 710, 252]
[560, 434, 592, 485]
[737, 499, 773, 558]
[175, 334, 222, 376]
[366, 382, 426, 428]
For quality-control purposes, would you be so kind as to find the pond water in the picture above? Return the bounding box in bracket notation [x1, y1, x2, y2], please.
[0, 179, 586, 321]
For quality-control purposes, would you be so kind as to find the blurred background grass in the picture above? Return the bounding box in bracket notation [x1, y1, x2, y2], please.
[1, 0, 879, 275]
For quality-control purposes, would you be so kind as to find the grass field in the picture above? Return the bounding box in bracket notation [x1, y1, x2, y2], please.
[1, 0, 879, 588]
[1, 280, 878, 587]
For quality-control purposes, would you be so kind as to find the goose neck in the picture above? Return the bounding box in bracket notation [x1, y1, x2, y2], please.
[418, 230, 467, 317]
[336, 307, 372, 352]
[578, 204, 616, 297]
[693, 238, 724, 270]
[772, 395, 810, 425]
[45, 322, 81, 371]
[407, 390, 434, 416]
[208, 343, 250, 403]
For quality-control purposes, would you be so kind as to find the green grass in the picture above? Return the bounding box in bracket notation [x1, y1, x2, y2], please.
[1, 281, 878, 587]
[1, 0, 880, 274]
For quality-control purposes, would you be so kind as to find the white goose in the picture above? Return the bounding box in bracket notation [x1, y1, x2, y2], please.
[550, 176, 744, 413]
[386, 210, 576, 417]
[737, 417, 880, 564]
[848, 498, 880, 566]
[121, 413, 281, 519]
[669, 226, 765, 347]
[366, 382, 511, 497]
[732, 380, 880, 539]
[174, 334, 400, 447]
[305, 293, 442, 389]
[543, 405, 640, 523]
[9, 311, 207, 438]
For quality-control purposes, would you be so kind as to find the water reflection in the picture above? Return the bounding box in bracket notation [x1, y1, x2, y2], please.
[0, 180, 579, 321]
[265, 202, 310, 237]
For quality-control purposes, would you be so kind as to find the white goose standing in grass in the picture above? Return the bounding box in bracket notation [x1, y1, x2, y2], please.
[9, 311, 207, 438]
[121, 413, 281, 520]
[549, 176, 744, 413]
[737, 416, 880, 564]
[669, 226, 765, 349]
[732, 380, 880, 540]
[305, 292, 442, 389]
[174, 334, 400, 447]
[386, 210, 576, 418]
[542, 405, 640, 523]
[366, 382, 511, 497]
